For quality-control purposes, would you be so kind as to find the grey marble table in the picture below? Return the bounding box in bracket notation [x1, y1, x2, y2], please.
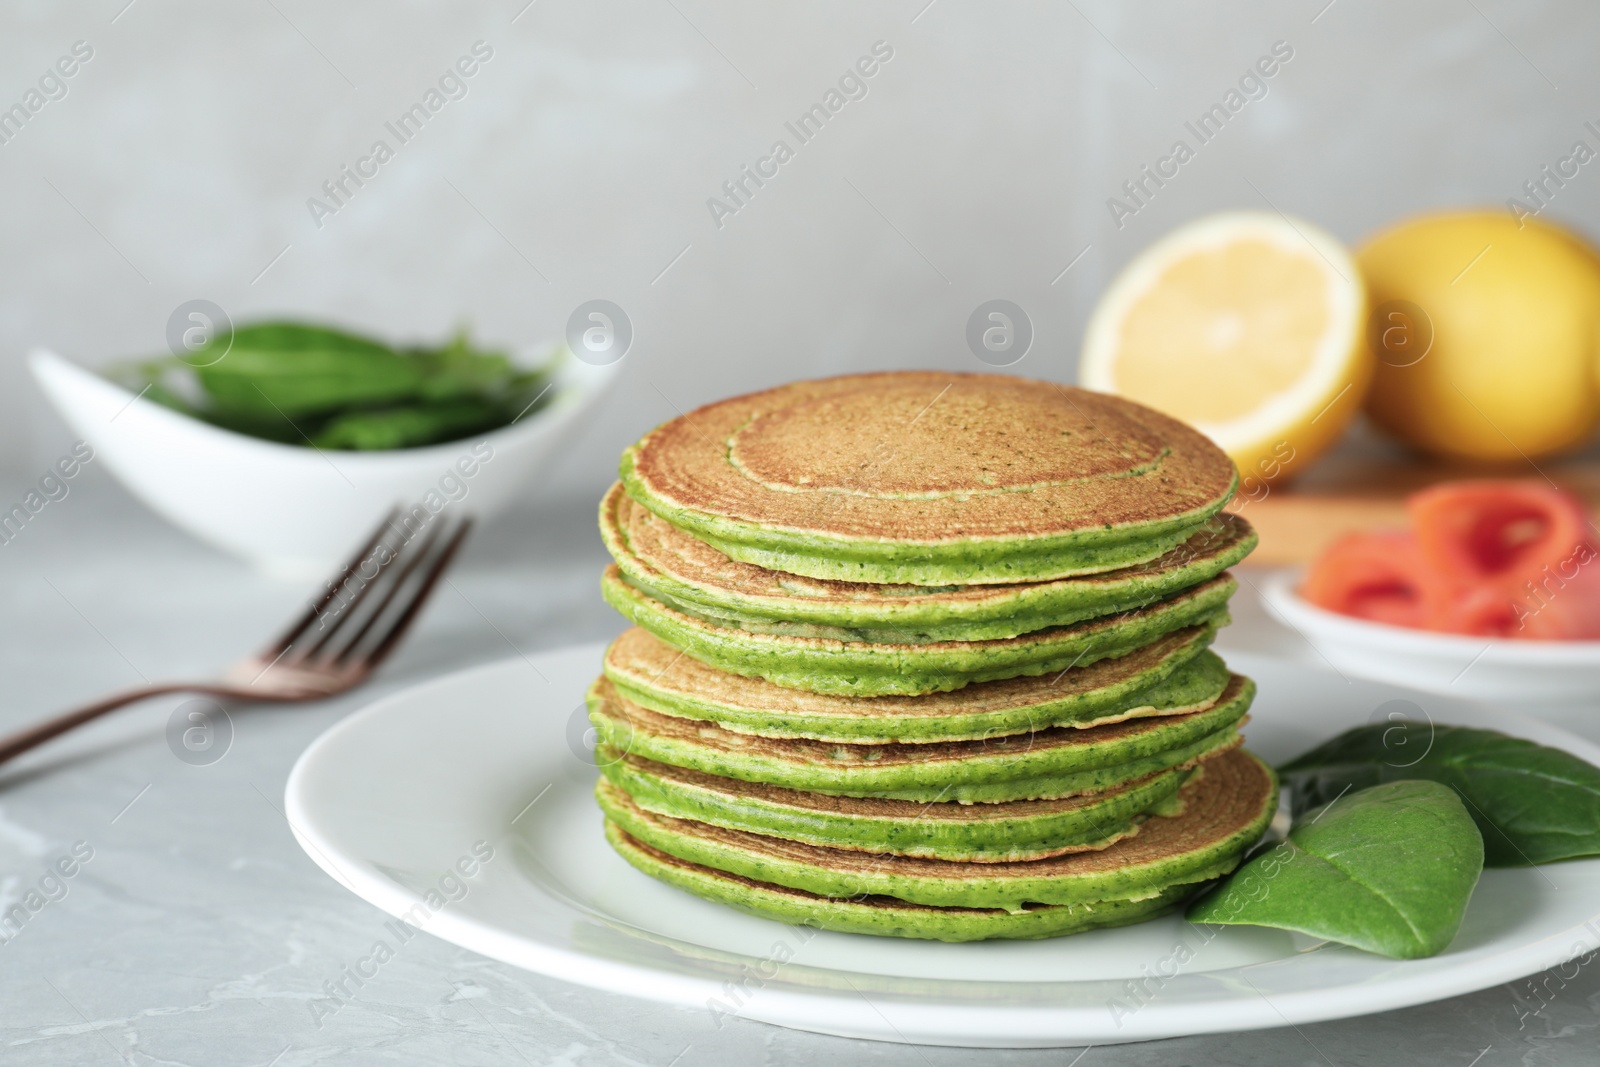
[1, 472, 1595, 1067]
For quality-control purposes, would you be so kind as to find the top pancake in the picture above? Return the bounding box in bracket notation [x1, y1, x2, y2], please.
[621, 372, 1239, 585]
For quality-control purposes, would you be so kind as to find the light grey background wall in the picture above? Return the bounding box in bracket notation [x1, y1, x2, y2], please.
[2, 0, 1596, 497]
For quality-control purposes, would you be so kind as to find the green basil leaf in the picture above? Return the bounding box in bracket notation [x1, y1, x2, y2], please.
[195, 322, 424, 419]
[310, 400, 509, 450]
[106, 321, 555, 450]
[1280, 723, 1600, 868]
[1187, 780, 1482, 959]
[411, 328, 519, 402]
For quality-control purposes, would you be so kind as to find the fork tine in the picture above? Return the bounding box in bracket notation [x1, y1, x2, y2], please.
[291, 519, 418, 663]
[320, 517, 452, 666]
[350, 517, 474, 673]
[261, 507, 402, 657]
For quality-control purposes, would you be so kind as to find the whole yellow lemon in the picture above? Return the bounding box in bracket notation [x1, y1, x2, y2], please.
[1359, 211, 1600, 461]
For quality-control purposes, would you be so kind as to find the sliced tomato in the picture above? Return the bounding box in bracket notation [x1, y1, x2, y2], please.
[1300, 530, 1442, 628]
[1500, 542, 1600, 639]
[1407, 480, 1594, 593]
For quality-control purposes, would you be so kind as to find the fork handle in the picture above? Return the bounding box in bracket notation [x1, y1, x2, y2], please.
[0, 683, 234, 766]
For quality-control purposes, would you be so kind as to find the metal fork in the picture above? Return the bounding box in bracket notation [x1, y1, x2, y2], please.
[0, 510, 473, 766]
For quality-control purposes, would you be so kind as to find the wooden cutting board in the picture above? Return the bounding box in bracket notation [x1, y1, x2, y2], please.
[1228, 431, 1600, 565]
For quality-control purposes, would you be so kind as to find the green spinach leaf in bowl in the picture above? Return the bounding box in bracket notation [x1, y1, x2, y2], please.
[109, 321, 556, 450]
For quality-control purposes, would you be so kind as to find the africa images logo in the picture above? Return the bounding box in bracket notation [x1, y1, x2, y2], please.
[1106, 40, 1294, 229]
[705, 41, 895, 230]
[305, 41, 494, 229]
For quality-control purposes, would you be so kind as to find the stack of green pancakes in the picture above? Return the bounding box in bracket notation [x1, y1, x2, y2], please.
[589, 372, 1276, 942]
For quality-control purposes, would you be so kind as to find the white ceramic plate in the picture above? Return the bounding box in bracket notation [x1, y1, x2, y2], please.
[285, 644, 1600, 1048]
[1259, 570, 1600, 702]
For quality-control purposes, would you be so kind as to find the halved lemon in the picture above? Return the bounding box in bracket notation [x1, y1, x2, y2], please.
[1079, 211, 1370, 488]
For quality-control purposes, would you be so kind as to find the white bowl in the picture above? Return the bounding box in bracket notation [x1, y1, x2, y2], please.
[30, 347, 618, 578]
[1258, 569, 1600, 702]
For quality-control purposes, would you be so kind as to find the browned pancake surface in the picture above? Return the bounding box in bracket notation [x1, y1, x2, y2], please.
[604, 748, 1273, 880]
[591, 675, 1247, 771]
[627, 373, 1237, 542]
[606, 481, 1255, 607]
[617, 750, 1206, 822]
[611, 828, 1035, 916]
[604, 625, 1215, 723]
[607, 568, 1233, 657]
